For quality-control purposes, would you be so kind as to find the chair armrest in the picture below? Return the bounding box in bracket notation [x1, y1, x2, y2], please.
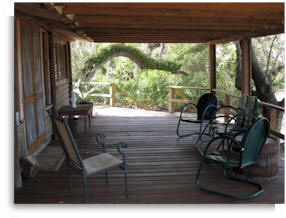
[75, 133, 105, 145]
[79, 142, 127, 155]
[179, 102, 197, 118]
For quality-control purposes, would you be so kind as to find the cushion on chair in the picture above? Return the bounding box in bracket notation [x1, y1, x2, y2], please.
[83, 153, 123, 174]
[206, 150, 241, 167]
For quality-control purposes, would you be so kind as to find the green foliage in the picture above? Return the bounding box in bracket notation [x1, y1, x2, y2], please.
[71, 36, 284, 110]
[82, 44, 182, 77]
[73, 79, 98, 103]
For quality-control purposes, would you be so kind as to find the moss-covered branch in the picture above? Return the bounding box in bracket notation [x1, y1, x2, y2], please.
[82, 44, 187, 80]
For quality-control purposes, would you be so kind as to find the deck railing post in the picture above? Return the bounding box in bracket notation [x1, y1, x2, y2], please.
[169, 87, 175, 113]
[110, 83, 116, 107]
[224, 94, 231, 122]
[270, 108, 277, 132]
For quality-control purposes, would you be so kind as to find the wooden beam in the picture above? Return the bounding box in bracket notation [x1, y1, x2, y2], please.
[61, 3, 284, 20]
[75, 17, 282, 32]
[40, 3, 92, 42]
[169, 87, 175, 113]
[240, 38, 252, 96]
[48, 33, 57, 114]
[74, 15, 282, 27]
[209, 44, 216, 93]
[66, 42, 73, 99]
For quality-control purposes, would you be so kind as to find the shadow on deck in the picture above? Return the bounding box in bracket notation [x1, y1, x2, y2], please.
[14, 106, 285, 204]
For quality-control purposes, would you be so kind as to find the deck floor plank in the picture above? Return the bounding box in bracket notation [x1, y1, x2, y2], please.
[15, 106, 284, 204]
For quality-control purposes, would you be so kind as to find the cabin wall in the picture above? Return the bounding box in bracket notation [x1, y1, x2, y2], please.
[56, 79, 70, 111]
[14, 15, 73, 188]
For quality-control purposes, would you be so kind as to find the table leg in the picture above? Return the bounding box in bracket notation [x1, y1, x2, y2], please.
[89, 113, 91, 127]
[84, 115, 87, 134]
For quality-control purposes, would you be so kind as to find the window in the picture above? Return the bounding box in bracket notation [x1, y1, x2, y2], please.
[52, 37, 69, 81]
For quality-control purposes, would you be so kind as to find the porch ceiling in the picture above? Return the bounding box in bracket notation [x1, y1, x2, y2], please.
[15, 2, 284, 43]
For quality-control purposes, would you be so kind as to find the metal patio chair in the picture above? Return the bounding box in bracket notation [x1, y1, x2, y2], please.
[176, 93, 219, 141]
[53, 115, 128, 203]
[201, 95, 259, 140]
[196, 117, 269, 199]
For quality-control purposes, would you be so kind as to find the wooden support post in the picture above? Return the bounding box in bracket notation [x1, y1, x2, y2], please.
[270, 108, 277, 132]
[110, 83, 116, 107]
[224, 94, 231, 122]
[66, 41, 73, 99]
[240, 38, 252, 96]
[169, 87, 175, 113]
[209, 44, 216, 94]
[48, 33, 57, 114]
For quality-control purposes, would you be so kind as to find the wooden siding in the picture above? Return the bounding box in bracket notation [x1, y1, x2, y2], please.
[55, 79, 70, 111]
[14, 107, 284, 204]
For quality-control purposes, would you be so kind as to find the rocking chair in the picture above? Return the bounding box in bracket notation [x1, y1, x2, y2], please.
[176, 93, 219, 140]
[196, 117, 269, 199]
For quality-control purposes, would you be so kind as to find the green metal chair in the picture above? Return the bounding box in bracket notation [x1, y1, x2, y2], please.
[202, 95, 259, 139]
[53, 115, 128, 203]
[209, 95, 249, 135]
[196, 117, 269, 199]
[176, 93, 219, 140]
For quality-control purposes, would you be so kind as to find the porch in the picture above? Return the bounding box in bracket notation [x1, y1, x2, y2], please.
[14, 106, 284, 204]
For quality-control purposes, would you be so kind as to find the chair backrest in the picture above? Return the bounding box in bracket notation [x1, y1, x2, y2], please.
[243, 96, 259, 127]
[240, 117, 269, 168]
[245, 96, 259, 117]
[197, 93, 219, 120]
[238, 95, 249, 110]
[53, 116, 82, 167]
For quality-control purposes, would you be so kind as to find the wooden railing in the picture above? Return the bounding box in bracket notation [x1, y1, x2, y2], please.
[168, 86, 209, 113]
[214, 89, 285, 139]
[168, 86, 285, 139]
[82, 82, 149, 110]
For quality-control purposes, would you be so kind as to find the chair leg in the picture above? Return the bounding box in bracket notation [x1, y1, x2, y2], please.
[176, 118, 182, 137]
[196, 159, 264, 200]
[66, 161, 72, 189]
[105, 171, 109, 184]
[124, 163, 128, 196]
[177, 119, 202, 138]
[195, 122, 213, 145]
[82, 174, 88, 203]
[223, 169, 264, 199]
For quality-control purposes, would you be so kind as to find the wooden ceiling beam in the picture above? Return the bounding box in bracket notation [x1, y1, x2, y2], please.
[204, 28, 284, 45]
[81, 27, 251, 34]
[41, 3, 92, 41]
[74, 15, 284, 29]
[61, 3, 284, 19]
[73, 15, 282, 27]
[77, 22, 282, 33]
[15, 3, 284, 43]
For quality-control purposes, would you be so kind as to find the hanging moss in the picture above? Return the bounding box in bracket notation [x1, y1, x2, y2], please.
[82, 44, 183, 80]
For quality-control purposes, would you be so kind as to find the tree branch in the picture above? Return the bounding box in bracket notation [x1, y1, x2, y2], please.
[82, 44, 185, 80]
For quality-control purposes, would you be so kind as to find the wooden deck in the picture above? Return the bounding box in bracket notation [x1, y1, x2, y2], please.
[14, 106, 285, 204]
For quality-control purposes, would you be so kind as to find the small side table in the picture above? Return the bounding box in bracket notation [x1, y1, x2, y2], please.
[58, 104, 93, 134]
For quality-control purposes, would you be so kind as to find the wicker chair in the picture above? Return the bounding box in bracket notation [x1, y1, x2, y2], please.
[53, 115, 128, 203]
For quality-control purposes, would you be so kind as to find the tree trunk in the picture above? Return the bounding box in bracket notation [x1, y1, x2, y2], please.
[235, 41, 283, 106]
[235, 41, 284, 133]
